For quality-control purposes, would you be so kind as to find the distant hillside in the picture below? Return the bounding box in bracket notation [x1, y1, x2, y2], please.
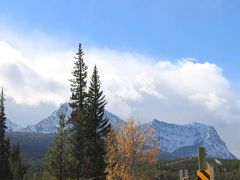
[7, 132, 54, 161]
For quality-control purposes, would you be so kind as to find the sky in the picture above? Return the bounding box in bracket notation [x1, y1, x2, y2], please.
[0, 0, 240, 157]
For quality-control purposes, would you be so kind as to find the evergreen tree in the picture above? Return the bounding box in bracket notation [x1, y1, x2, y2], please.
[0, 89, 11, 179]
[10, 143, 23, 180]
[45, 114, 72, 180]
[68, 43, 88, 178]
[84, 66, 111, 178]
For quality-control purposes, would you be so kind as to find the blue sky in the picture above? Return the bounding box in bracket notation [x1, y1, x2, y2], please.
[1, 0, 240, 83]
[1, 0, 240, 156]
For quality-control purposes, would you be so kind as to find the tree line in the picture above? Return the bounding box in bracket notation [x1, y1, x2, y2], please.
[0, 90, 24, 180]
[0, 43, 160, 180]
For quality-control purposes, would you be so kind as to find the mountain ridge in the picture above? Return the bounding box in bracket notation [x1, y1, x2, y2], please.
[147, 119, 236, 159]
[6, 103, 236, 160]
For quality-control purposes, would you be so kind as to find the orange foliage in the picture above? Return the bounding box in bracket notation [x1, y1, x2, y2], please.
[105, 118, 160, 180]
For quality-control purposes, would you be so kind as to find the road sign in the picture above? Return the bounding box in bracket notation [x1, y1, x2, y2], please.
[197, 170, 210, 180]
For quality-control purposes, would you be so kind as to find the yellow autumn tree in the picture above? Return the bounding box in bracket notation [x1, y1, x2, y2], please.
[105, 128, 123, 179]
[105, 117, 160, 180]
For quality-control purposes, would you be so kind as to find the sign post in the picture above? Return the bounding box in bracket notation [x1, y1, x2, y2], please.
[197, 147, 210, 180]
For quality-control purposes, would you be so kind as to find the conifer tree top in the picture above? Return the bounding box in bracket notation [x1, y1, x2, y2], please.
[0, 88, 7, 132]
[69, 43, 88, 110]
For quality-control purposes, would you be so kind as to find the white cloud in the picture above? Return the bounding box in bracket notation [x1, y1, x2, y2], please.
[85, 50, 238, 123]
[1, 40, 239, 124]
[0, 41, 72, 105]
[1, 26, 240, 157]
[0, 41, 240, 122]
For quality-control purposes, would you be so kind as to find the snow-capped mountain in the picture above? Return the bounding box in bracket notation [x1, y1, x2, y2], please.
[20, 103, 72, 133]
[15, 103, 236, 159]
[20, 103, 124, 133]
[147, 119, 236, 159]
[6, 119, 22, 132]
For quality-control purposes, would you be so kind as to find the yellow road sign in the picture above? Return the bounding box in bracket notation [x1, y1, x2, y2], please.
[197, 170, 210, 180]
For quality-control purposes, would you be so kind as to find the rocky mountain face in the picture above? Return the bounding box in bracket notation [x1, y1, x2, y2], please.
[20, 103, 72, 133]
[19, 103, 124, 133]
[6, 119, 22, 132]
[147, 120, 236, 159]
[8, 103, 236, 159]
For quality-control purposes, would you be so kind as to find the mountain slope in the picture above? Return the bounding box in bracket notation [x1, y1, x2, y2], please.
[148, 119, 236, 159]
[6, 119, 22, 132]
[8, 132, 54, 160]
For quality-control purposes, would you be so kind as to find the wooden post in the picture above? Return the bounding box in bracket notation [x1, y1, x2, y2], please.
[208, 163, 214, 180]
[197, 147, 211, 180]
[180, 170, 189, 180]
[198, 147, 208, 170]
[184, 170, 188, 179]
[179, 170, 183, 180]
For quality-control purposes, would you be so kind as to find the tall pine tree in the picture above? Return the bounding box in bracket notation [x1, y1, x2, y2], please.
[69, 43, 88, 179]
[84, 66, 111, 178]
[0, 89, 11, 179]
